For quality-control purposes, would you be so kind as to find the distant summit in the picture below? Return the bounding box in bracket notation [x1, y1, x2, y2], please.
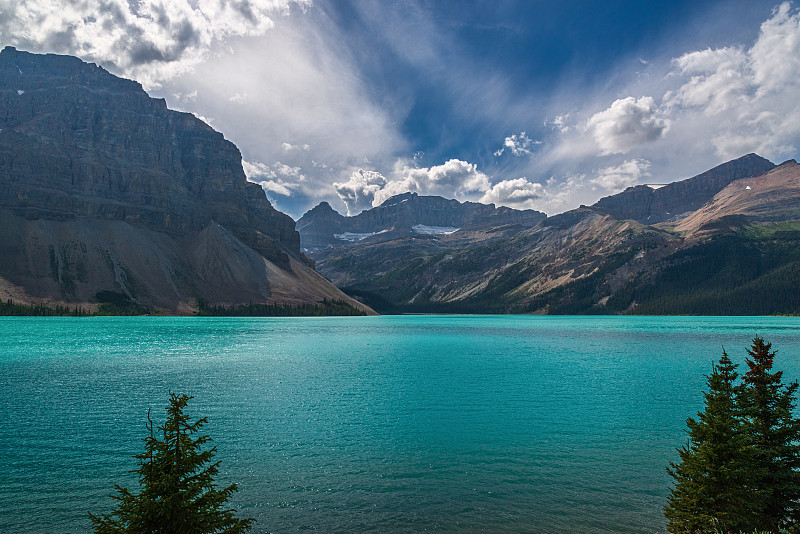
[592, 153, 776, 224]
[296, 192, 546, 250]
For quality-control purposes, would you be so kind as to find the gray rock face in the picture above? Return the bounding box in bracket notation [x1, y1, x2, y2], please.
[0, 46, 300, 265]
[592, 153, 776, 224]
[297, 192, 546, 250]
[0, 47, 367, 313]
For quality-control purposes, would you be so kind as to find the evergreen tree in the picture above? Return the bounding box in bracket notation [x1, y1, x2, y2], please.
[664, 350, 757, 533]
[90, 393, 254, 534]
[740, 336, 800, 531]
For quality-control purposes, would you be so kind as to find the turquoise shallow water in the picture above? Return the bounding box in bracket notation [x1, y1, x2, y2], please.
[2, 315, 800, 533]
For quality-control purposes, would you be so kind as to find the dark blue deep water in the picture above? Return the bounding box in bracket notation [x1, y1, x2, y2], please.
[2, 315, 800, 533]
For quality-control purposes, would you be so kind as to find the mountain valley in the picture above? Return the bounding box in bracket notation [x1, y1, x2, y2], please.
[300, 155, 800, 315]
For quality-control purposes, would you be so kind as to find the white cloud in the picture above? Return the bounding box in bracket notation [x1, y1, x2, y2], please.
[330, 159, 495, 214]
[242, 159, 304, 199]
[162, 10, 409, 219]
[333, 169, 387, 215]
[372, 159, 492, 207]
[750, 2, 800, 97]
[480, 178, 546, 209]
[192, 112, 215, 126]
[494, 131, 541, 157]
[586, 96, 669, 155]
[282, 142, 310, 152]
[661, 2, 800, 161]
[0, 0, 310, 89]
[173, 90, 198, 102]
[666, 47, 749, 114]
[550, 114, 571, 133]
[591, 159, 651, 191]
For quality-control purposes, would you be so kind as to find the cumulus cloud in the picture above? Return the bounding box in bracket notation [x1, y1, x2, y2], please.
[480, 178, 546, 209]
[661, 1, 800, 161]
[591, 159, 651, 191]
[494, 131, 541, 157]
[750, 2, 800, 97]
[586, 96, 669, 155]
[372, 159, 492, 207]
[330, 159, 497, 214]
[333, 169, 387, 215]
[0, 0, 310, 88]
[666, 47, 750, 114]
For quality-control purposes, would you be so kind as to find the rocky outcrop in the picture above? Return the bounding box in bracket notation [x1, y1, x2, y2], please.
[297, 192, 546, 250]
[0, 47, 370, 313]
[592, 153, 776, 224]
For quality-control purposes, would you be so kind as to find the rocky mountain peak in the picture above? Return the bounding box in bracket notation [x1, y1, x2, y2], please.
[592, 153, 776, 224]
[297, 193, 546, 251]
[0, 49, 369, 313]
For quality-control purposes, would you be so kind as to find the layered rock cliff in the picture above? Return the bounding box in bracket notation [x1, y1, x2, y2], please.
[0, 47, 369, 313]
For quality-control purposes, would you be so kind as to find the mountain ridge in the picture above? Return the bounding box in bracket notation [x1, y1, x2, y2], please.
[306, 155, 800, 315]
[0, 47, 371, 314]
[297, 191, 546, 250]
[592, 153, 776, 224]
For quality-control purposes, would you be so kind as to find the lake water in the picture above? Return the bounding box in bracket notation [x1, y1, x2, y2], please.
[2, 316, 800, 533]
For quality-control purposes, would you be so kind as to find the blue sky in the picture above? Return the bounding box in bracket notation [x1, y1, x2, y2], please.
[1, 0, 798, 219]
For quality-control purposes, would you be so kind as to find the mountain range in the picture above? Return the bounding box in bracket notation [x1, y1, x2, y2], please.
[300, 154, 800, 315]
[2, 47, 799, 316]
[297, 192, 546, 250]
[0, 47, 370, 314]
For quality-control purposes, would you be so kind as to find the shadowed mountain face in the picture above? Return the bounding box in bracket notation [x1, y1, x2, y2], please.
[592, 154, 776, 224]
[297, 192, 546, 250]
[0, 47, 370, 314]
[308, 156, 800, 315]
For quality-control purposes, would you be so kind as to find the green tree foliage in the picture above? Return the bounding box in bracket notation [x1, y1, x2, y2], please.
[195, 298, 366, 317]
[90, 393, 253, 534]
[664, 350, 757, 533]
[740, 337, 800, 531]
[0, 298, 88, 316]
[665, 337, 800, 533]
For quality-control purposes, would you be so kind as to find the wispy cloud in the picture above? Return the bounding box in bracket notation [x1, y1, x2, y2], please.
[494, 132, 541, 157]
[591, 159, 651, 191]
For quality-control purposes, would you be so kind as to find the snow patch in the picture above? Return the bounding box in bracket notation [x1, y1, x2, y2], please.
[382, 198, 410, 208]
[334, 229, 388, 242]
[412, 224, 459, 235]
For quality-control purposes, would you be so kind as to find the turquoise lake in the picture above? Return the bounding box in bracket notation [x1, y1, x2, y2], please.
[2, 316, 800, 533]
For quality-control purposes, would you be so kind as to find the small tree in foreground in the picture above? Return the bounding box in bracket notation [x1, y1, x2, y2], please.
[665, 337, 800, 533]
[90, 392, 253, 534]
[664, 350, 757, 533]
[740, 336, 800, 531]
